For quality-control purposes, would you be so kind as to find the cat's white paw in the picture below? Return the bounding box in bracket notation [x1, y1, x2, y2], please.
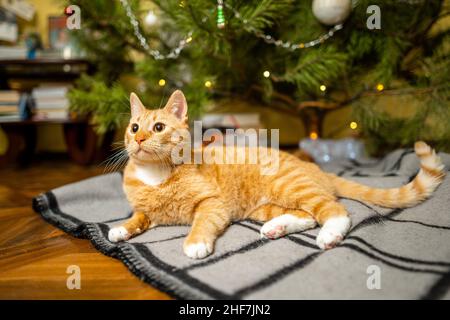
[184, 242, 213, 259]
[108, 226, 130, 242]
[316, 230, 343, 250]
[260, 214, 317, 240]
[260, 221, 286, 239]
[316, 216, 351, 250]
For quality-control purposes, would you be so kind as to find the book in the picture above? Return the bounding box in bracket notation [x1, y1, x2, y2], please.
[201, 113, 261, 129]
[32, 86, 70, 120]
[34, 99, 69, 110]
[0, 46, 26, 59]
[0, 90, 20, 103]
[0, 89, 20, 122]
[0, 105, 18, 113]
[0, 114, 21, 122]
[33, 109, 68, 120]
[32, 86, 69, 100]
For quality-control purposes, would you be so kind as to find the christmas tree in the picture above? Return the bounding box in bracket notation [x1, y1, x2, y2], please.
[67, 0, 450, 154]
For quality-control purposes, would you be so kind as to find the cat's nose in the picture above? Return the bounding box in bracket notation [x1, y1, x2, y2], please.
[136, 137, 146, 145]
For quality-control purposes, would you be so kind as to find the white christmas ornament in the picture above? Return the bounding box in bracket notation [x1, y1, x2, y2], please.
[312, 0, 352, 26]
[144, 10, 157, 26]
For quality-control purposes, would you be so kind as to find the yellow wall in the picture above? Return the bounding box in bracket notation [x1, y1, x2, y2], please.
[20, 0, 63, 47]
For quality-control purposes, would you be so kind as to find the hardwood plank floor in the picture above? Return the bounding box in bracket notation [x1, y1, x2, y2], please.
[0, 156, 171, 299]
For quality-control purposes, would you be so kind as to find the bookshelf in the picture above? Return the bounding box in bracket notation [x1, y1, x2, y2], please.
[0, 58, 113, 166]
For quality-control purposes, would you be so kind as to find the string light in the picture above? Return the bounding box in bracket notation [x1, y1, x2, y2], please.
[217, 0, 225, 29]
[120, 0, 192, 60]
[225, 0, 344, 51]
[158, 79, 166, 86]
[320, 85, 327, 92]
[121, 0, 345, 61]
[263, 70, 271, 78]
[144, 10, 158, 26]
[310, 132, 318, 140]
[350, 121, 358, 130]
[376, 83, 384, 91]
[204, 80, 212, 88]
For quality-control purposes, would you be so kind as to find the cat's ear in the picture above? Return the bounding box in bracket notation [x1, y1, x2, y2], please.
[164, 90, 187, 122]
[130, 92, 145, 118]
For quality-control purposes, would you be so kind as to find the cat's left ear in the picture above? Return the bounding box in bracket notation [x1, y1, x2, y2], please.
[130, 92, 145, 118]
[164, 90, 188, 122]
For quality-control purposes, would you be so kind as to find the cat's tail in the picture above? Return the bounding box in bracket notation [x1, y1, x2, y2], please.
[328, 141, 446, 208]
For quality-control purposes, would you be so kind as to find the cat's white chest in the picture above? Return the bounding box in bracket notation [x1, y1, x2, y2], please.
[134, 164, 172, 186]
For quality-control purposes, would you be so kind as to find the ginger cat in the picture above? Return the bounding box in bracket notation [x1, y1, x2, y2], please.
[108, 90, 446, 259]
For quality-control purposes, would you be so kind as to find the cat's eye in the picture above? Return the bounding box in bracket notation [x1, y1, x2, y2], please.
[131, 123, 139, 133]
[153, 122, 165, 132]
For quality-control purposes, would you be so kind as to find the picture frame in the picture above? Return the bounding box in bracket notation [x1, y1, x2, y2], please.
[48, 16, 68, 50]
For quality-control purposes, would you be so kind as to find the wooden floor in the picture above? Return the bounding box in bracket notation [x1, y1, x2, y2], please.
[0, 156, 170, 299]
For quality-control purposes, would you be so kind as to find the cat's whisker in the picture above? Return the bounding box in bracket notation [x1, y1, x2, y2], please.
[111, 143, 126, 151]
[101, 148, 129, 173]
[158, 90, 167, 109]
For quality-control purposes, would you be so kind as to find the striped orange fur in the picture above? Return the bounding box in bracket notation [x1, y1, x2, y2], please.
[328, 141, 446, 208]
[108, 91, 446, 258]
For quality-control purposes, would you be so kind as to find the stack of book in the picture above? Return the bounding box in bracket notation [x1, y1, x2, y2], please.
[0, 90, 21, 122]
[0, 46, 27, 59]
[201, 113, 261, 130]
[200, 113, 266, 146]
[32, 85, 70, 120]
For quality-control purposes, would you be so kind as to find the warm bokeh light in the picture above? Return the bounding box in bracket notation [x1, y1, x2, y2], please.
[263, 70, 270, 78]
[376, 83, 384, 91]
[310, 132, 318, 140]
[320, 85, 327, 92]
[158, 79, 166, 86]
[204, 81, 212, 88]
[350, 121, 358, 130]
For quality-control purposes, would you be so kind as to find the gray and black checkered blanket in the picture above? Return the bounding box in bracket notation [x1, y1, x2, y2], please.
[32, 148, 450, 299]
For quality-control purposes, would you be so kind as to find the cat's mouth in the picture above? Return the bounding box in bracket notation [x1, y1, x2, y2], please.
[129, 144, 169, 162]
[132, 147, 163, 162]
[135, 147, 153, 156]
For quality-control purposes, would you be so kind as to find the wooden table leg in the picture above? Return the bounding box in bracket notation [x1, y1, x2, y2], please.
[0, 125, 37, 167]
[63, 122, 116, 165]
[19, 125, 37, 165]
[1, 122, 115, 167]
[63, 122, 98, 165]
[0, 127, 22, 167]
[94, 129, 116, 163]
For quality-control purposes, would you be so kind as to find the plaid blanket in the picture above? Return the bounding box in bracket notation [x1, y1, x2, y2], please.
[32, 148, 450, 299]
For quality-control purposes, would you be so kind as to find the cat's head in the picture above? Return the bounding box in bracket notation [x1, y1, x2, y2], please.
[125, 90, 188, 164]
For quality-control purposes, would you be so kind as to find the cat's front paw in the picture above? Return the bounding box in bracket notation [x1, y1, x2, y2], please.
[108, 226, 130, 242]
[183, 242, 213, 259]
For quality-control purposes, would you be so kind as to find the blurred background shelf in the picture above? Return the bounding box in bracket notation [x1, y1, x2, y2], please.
[0, 117, 114, 167]
[0, 58, 91, 89]
[0, 57, 111, 167]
